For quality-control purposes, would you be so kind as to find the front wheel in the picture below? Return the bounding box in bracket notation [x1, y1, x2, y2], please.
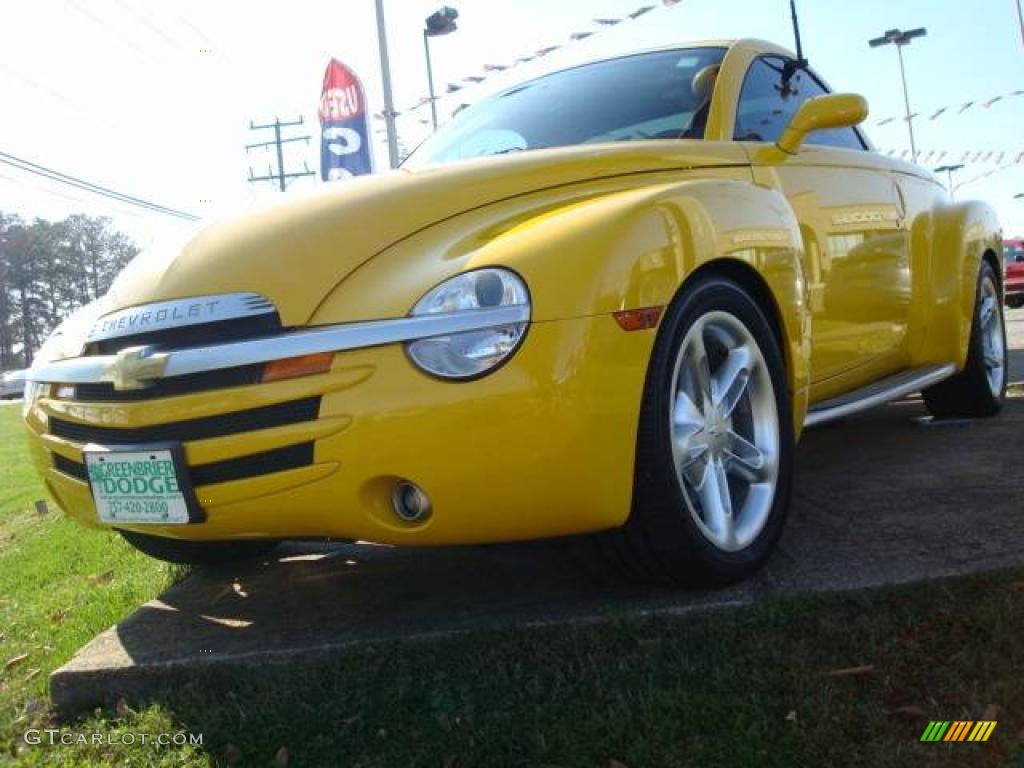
[600, 276, 795, 586]
[923, 262, 1007, 419]
[119, 530, 277, 565]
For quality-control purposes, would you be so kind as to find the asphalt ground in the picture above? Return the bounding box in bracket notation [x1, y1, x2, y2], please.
[50, 306, 1024, 711]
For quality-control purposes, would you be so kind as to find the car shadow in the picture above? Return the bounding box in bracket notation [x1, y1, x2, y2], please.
[57, 391, 1021, 716]
[1008, 346, 1024, 386]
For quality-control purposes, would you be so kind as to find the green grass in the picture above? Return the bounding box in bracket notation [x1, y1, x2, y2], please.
[1, 403, 1023, 767]
[0, 405, 182, 761]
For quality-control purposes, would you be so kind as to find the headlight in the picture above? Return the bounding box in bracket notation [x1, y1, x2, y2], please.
[31, 299, 104, 367]
[406, 268, 530, 379]
[22, 380, 45, 418]
[32, 331, 80, 366]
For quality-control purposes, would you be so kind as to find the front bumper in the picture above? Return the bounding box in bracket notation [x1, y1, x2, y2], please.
[23, 315, 655, 545]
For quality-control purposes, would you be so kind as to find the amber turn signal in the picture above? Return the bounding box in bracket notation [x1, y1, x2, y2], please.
[261, 352, 334, 383]
[613, 306, 664, 332]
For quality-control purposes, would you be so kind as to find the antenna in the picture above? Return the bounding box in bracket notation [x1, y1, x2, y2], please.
[789, 0, 807, 66]
[780, 0, 809, 92]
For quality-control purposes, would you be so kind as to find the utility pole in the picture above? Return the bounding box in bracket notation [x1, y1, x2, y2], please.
[374, 0, 400, 168]
[246, 117, 315, 191]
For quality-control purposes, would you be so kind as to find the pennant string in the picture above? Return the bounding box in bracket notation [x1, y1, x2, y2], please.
[393, 1, 687, 119]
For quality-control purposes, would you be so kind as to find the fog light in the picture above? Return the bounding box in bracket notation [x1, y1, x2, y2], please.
[392, 481, 432, 522]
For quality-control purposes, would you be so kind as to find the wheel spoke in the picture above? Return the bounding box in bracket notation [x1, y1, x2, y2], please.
[713, 345, 753, 417]
[724, 430, 767, 482]
[983, 344, 1003, 370]
[672, 390, 707, 473]
[979, 295, 996, 328]
[697, 457, 733, 542]
[673, 426, 709, 469]
[689, 329, 714, 412]
[673, 390, 703, 430]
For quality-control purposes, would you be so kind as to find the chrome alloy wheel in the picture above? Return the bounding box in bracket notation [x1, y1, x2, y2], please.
[979, 276, 1006, 397]
[669, 311, 780, 552]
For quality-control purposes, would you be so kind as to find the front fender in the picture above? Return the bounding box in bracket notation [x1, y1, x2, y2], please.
[311, 176, 809, 404]
[917, 200, 1002, 369]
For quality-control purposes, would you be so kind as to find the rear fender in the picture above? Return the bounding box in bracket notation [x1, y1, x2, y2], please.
[917, 201, 1002, 369]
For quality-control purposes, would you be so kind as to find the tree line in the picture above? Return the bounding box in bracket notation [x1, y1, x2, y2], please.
[0, 212, 138, 370]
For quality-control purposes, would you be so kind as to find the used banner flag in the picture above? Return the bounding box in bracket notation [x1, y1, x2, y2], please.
[319, 59, 373, 180]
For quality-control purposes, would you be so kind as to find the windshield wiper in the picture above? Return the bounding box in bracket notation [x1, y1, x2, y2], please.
[485, 147, 527, 156]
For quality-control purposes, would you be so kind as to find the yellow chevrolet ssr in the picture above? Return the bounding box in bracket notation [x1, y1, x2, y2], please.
[23, 40, 1008, 585]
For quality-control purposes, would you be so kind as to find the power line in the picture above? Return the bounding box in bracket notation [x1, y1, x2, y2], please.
[246, 118, 314, 192]
[174, 12, 215, 46]
[111, 0, 188, 53]
[0, 68, 123, 133]
[61, 0, 164, 67]
[0, 151, 200, 221]
[0, 170, 156, 223]
[0, 153, 198, 220]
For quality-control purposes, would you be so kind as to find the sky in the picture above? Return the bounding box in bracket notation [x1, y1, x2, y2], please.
[1, 0, 1022, 250]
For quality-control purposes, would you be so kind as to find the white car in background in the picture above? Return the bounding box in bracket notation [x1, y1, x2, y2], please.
[1, 369, 27, 400]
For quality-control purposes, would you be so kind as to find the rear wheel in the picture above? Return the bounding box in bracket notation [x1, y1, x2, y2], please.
[119, 530, 277, 565]
[923, 262, 1006, 419]
[589, 276, 794, 586]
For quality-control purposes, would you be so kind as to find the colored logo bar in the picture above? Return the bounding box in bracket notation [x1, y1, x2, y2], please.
[920, 721, 997, 742]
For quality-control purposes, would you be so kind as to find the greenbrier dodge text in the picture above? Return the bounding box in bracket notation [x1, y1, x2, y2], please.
[88, 458, 180, 496]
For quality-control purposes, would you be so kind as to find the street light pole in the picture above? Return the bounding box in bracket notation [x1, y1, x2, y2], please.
[423, 7, 459, 132]
[894, 43, 917, 163]
[869, 28, 927, 164]
[423, 31, 438, 130]
[1016, 0, 1024, 47]
[374, 0, 400, 169]
[935, 163, 964, 201]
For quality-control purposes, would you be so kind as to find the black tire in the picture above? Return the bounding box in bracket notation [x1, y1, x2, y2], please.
[584, 275, 795, 587]
[119, 530, 277, 565]
[923, 262, 1007, 419]
[1007, 296, 1023, 309]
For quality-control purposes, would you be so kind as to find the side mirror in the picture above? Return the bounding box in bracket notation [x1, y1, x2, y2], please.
[776, 93, 868, 154]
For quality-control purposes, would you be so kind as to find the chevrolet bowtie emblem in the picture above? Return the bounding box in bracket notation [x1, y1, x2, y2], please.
[100, 346, 170, 391]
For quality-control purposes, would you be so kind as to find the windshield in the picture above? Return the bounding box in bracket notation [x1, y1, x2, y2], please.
[405, 47, 728, 167]
[1006, 244, 1024, 264]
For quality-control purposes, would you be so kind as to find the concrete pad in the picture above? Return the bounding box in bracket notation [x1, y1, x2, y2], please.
[50, 309, 1024, 712]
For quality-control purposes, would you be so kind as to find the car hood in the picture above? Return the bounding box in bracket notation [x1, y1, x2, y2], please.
[106, 141, 749, 326]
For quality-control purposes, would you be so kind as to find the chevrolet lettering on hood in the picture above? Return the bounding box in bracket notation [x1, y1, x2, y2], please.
[20, 39, 1007, 587]
[87, 293, 276, 343]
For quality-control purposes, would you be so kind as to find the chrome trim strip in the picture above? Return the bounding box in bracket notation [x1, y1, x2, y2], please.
[804, 364, 956, 427]
[29, 305, 531, 388]
[86, 292, 276, 343]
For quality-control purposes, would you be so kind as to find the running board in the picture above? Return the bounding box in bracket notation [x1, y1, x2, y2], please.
[804, 364, 956, 427]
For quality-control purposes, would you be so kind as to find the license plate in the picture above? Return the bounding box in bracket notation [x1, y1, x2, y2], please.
[84, 445, 200, 525]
